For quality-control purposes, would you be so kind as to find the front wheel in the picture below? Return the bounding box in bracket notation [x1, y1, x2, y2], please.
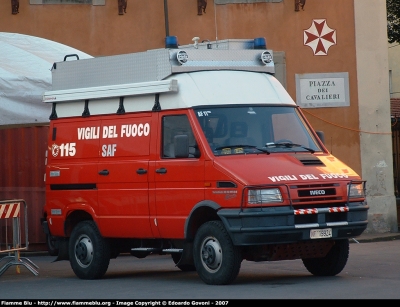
[69, 220, 110, 279]
[302, 239, 349, 276]
[193, 221, 241, 285]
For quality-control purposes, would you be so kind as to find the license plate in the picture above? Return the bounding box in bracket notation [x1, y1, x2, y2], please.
[310, 228, 332, 239]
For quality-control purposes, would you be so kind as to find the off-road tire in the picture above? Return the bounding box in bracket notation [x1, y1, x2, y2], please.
[171, 253, 196, 272]
[302, 239, 349, 276]
[193, 221, 241, 285]
[69, 220, 110, 279]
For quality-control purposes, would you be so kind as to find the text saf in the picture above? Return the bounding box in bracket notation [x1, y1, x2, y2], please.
[102, 144, 117, 157]
[102, 126, 118, 157]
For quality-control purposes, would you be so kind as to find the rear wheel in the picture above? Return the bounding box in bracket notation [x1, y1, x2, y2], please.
[302, 239, 349, 276]
[193, 221, 241, 285]
[69, 220, 110, 279]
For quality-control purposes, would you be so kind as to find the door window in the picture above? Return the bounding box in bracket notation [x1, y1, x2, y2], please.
[162, 115, 199, 158]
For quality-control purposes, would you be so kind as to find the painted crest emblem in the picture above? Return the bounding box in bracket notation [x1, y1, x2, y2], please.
[304, 19, 337, 56]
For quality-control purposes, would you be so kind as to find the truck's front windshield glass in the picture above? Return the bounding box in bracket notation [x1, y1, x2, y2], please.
[194, 105, 322, 156]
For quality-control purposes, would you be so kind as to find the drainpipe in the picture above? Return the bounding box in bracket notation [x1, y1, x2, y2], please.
[164, 0, 169, 37]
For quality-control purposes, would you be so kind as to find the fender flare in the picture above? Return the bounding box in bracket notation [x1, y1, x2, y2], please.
[184, 200, 221, 240]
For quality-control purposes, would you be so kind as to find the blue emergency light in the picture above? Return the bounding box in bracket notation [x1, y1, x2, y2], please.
[165, 36, 179, 48]
[254, 37, 267, 49]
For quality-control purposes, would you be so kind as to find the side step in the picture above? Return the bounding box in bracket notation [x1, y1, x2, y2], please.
[130, 247, 183, 253]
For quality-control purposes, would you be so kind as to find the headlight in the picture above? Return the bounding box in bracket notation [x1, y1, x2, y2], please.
[347, 182, 365, 198]
[248, 188, 283, 204]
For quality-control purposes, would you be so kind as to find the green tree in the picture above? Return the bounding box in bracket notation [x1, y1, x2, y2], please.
[387, 0, 400, 43]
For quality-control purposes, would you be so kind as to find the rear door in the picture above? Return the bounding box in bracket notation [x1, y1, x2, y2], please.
[96, 112, 154, 238]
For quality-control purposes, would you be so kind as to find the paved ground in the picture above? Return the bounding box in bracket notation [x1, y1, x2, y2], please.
[352, 231, 400, 243]
[3, 238, 400, 299]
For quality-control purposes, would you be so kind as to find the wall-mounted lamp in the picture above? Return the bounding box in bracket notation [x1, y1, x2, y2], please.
[198, 0, 207, 15]
[118, 0, 127, 15]
[11, 0, 19, 14]
[295, 0, 306, 12]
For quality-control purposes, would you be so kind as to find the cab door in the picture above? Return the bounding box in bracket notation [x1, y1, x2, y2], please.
[151, 112, 205, 239]
[96, 112, 154, 238]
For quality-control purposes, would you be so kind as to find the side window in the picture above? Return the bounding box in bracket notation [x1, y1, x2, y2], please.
[162, 115, 199, 159]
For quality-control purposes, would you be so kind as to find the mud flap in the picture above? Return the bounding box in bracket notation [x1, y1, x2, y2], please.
[176, 242, 194, 267]
[53, 238, 70, 262]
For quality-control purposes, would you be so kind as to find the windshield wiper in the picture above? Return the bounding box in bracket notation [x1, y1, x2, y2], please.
[214, 144, 271, 155]
[266, 142, 315, 153]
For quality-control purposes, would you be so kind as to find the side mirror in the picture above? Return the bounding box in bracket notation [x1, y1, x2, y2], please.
[174, 135, 189, 158]
[316, 131, 325, 145]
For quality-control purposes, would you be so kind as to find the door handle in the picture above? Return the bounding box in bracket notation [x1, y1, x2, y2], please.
[156, 168, 167, 174]
[137, 168, 148, 174]
[98, 170, 109, 175]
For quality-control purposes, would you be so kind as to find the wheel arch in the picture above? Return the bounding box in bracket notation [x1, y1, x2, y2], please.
[184, 200, 221, 241]
[64, 209, 94, 237]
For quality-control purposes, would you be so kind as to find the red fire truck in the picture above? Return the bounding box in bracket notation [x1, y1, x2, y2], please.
[41, 36, 368, 285]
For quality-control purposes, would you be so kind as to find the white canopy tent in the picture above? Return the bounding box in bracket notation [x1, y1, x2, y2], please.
[0, 32, 93, 126]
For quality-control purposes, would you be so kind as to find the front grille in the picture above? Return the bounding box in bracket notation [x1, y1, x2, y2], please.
[290, 183, 343, 204]
[298, 188, 336, 197]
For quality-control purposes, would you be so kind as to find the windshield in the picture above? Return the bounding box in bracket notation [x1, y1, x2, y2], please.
[194, 105, 322, 156]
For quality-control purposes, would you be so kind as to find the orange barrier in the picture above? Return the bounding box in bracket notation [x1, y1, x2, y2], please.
[0, 199, 38, 276]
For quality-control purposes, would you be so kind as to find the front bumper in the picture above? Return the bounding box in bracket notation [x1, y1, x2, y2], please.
[217, 202, 369, 245]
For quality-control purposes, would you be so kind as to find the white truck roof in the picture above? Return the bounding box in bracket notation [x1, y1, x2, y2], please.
[48, 70, 295, 119]
[43, 38, 295, 119]
[162, 71, 295, 108]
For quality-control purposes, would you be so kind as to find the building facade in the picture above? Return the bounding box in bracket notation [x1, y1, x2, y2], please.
[0, 0, 396, 238]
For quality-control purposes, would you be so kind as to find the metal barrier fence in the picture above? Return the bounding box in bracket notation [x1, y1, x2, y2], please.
[0, 199, 38, 276]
